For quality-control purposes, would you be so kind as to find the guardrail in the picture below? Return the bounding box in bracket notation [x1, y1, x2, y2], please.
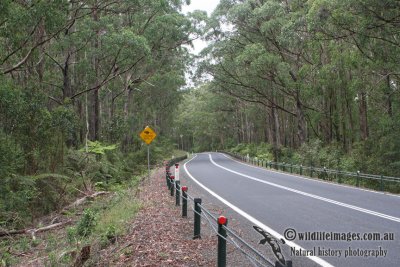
[164, 158, 292, 267]
[223, 151, 400, 193]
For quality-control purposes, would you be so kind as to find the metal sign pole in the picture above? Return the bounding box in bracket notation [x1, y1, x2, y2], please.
[147, 144, 150, 180]
[139, 125, 157, 181]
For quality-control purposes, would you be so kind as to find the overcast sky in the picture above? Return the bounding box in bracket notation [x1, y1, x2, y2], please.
[181, 0, 220, 15]
[181, 0, 221, 54]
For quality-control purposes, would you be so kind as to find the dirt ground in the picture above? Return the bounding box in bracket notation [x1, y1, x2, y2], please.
[97, 167, 219, 267]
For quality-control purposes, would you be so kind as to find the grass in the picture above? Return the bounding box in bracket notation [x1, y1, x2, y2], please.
[0, 149, 185, 266]
[171, 149, 188, 158]
[93, 184, 142, 242]
[0, 177, 143, 267]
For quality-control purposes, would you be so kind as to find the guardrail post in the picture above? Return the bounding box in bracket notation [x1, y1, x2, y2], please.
[167, 172, 171, 189]
[380, 175, 384, 191]
[175, 180, 180, 206]
[182, 186, 188, 217]
[282, 162, 286, 172]
[170, 176, 175, 196]
[310, 165, 314, 178]
[217, 216, 228, 267]
[193, 198, 202, 239]
[300, 165, 303, 175]
[356, 171, 360, 187]
[290, 163, 293, 173]
[166, 167, 169, 187]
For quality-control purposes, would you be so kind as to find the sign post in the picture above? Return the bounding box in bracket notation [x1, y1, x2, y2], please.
[147, 145, 150, 180]
[139, 126, 157, 180]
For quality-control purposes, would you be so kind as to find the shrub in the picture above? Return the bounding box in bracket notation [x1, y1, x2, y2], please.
[76, 209, 97, 237]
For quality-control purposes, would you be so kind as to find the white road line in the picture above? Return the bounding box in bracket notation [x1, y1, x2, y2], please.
[209, 154, 400, 223]
[221, 153, 400, 199]
[184, 154, 334, 267]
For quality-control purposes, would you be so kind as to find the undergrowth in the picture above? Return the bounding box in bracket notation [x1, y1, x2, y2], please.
[0, 147, 184, 266]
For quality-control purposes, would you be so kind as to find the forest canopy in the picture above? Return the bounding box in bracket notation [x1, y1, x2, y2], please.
[176, 0, 400, 176]
[0, 0, 199, 228]
[1, 0, 400, 230]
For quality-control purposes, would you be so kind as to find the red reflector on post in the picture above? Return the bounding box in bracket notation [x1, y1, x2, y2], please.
[218, 216, 227, 225]
[182, 186, 188, 192]
[170, 175, 175, 180]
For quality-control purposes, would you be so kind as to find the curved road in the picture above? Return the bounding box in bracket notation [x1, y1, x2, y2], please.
[182, 152, 400, 267]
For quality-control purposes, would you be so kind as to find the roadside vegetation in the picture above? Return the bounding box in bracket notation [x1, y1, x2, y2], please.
[0, 143, 185, 266]
[175, 0, 400, 180]
[1, 0, 400, 265]
[0, 1, 196, 265]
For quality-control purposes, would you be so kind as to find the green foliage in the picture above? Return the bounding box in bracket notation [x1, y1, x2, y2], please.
[66, 226, 78, 244]
[0, 2, 202, 264]
[175, 85, 239, 152]
[230, 143, 273, 160]
[76, 209, 97, 237]
[1, 144, 153, 229]
[0, 131, 24, 178]
[51, 106, 79, 144]
[81, 141, 117, 155]
[229, 139, 359, 171]
[185, 0, 400, 180]
[94, 188, 141, 247]
[0, 173, 75, 228]
[0, 251, 15, 267]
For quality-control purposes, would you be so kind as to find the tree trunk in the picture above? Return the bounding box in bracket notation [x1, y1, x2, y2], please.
[386, 74, 393, 117]
[359, 91, 369, 140]
[272, 105, 281, 148]
[269, 105, 281, 161]
[296, 92, 307, 145]
[346, 71, 355, 147]
[36, 18, 46, 84]
[122, 85, 133, 151]
[240, 104, 245, 143]
[89, 3, 100, 141]
[62, 53, 72, 100]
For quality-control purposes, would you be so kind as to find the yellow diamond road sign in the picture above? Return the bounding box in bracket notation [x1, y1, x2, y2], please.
[140, 126, 157, 145]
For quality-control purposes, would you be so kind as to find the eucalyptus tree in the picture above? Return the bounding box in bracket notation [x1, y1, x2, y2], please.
[200, 0, 317, 159]
[195, 0, 400, 169]
[175, 84, 240, 151]
[0, 0, 198, 172]
[307, 0, 400, 143]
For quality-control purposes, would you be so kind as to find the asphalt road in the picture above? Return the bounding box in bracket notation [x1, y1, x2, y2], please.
[181, 152, 400, 267]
